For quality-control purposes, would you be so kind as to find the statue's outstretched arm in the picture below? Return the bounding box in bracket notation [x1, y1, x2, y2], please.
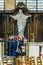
[25, 14, 31, 19]
[10, 15, 18, 20]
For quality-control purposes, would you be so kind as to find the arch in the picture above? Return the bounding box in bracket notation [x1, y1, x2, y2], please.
[13, 2, 31, 15]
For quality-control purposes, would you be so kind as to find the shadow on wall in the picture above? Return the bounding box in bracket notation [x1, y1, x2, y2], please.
[0, 15, 5, 38]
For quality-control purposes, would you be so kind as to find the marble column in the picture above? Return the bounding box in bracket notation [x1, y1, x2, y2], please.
[0, 38, 4, 61]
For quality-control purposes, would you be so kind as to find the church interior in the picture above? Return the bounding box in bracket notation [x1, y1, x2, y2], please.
[0, 0, 43, 65]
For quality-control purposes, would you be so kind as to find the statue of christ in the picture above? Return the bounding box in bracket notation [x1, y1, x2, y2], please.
[10, 9, 31, 38]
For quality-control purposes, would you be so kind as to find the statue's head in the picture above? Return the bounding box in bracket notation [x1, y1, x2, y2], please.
[19, 9, 23, 14]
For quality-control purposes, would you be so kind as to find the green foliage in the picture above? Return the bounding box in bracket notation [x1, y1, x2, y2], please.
[31, 32, 35, 36]
[4, 31, 12, 36]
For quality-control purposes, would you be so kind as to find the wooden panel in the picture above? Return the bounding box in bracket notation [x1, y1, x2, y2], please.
[37, 57, 42, 65]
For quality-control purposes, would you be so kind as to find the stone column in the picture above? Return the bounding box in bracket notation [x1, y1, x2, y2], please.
[0, 38, 4, 61]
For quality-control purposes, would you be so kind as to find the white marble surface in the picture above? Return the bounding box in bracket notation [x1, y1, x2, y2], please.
[26, 42, 43, 65]
[0, 38, 4, 62]
[28, 42, 43, 46]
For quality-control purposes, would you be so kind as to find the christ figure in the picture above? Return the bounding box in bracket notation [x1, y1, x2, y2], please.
[10, 9, 31, 38]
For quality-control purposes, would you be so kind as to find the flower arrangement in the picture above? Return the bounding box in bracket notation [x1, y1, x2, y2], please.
[4, 31, 12, 36]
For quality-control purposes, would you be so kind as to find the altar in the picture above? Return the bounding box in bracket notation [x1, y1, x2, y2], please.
[26, 42, 43, 64]
[26, 42, 43, 57]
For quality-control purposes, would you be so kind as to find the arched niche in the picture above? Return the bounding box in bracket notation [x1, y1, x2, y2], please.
[9, 2, 31, 40]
